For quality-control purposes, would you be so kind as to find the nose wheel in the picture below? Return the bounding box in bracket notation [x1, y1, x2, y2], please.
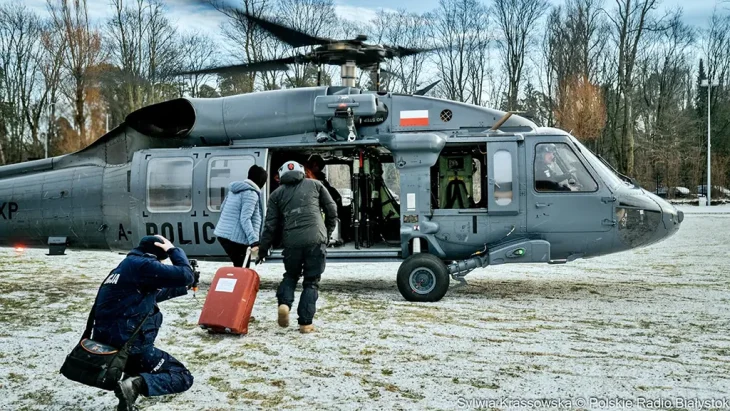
[397, 253, 450, 302]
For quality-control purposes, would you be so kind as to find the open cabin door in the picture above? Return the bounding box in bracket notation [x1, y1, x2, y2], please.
[130, 148, 268, 258]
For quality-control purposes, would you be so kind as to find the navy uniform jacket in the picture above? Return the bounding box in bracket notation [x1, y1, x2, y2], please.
[91, 247, 194, 353]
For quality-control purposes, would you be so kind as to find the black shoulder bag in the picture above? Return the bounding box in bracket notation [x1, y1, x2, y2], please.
[60, 270, 152, 391]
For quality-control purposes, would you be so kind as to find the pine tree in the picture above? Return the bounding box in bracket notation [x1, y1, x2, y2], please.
[695, 59, 707, 120]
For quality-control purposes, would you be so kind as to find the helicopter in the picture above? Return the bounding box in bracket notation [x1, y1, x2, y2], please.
[0, 10, 684, 303]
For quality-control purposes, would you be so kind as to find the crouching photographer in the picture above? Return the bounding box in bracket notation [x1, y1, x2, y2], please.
[61, 235, 196, 411]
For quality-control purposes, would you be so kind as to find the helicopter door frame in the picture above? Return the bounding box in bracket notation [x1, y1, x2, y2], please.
[433, 134, 524, 218]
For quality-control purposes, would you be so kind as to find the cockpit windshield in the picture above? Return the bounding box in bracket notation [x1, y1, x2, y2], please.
[568, 136, 627, 192]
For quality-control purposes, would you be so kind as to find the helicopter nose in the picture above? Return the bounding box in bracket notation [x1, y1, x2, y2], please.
[614, 188, 682, 249]
[647, 191, 683, 240]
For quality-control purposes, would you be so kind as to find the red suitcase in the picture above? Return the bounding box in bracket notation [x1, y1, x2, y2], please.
[198, 251, 260, 335]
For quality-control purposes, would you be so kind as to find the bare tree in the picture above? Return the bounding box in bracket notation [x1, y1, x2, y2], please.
[637, 10, 694, 141]
[0, 4, 46, 162]
[542, 0, 609, 125]
[429, 0, 491, 104]
[368, 10, 432, 93]
[47, 0, 105, 147]
[605, 0, 661, 174]
[105, 0, 182, 115]
[39, 24, 66, 157]
[218, 0, 283, 91]
[701, 8, 730, 146]
[492, 0, 549, 111]
[179, 31, 220, 97]
[277, 0, 337, 87]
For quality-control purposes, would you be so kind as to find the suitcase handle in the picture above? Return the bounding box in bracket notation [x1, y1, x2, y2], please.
[244, 247, 252, 268]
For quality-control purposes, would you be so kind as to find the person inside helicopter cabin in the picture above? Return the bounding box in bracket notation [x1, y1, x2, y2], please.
[534, 144, 570, 192]
[214, 164, 268, 267]
[306, 154, 343, 209]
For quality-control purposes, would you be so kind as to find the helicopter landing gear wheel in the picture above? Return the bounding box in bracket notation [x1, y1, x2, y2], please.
[396, 253, 450, 302]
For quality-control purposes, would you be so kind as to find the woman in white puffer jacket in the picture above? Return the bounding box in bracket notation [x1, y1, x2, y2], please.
[214, 165, 268, 267]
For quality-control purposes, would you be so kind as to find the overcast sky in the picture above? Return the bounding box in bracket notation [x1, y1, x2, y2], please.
[21, 0, 724, 31]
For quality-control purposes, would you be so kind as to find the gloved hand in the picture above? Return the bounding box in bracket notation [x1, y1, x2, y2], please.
[250, 247, 259, 263]
[255, 248, 267, 265]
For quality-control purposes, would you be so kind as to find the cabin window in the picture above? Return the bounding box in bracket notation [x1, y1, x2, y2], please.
[493, 150, 513, 205]
[472, 159, 483, 206]
[534, 143, 598, 192]
[147, 157, 194, 212]
[207, 156, 256, 212]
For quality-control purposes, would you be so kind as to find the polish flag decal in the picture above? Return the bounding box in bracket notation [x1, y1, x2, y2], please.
[399, 110, 429, 126]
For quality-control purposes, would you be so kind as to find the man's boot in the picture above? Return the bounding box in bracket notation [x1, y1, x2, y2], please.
[115, 376, 144, 411]
[278, 304, 290, 327]
[299, 324, 314, 333]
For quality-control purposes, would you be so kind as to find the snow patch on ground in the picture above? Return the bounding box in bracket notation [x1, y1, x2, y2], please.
[1, 213, 729, 410]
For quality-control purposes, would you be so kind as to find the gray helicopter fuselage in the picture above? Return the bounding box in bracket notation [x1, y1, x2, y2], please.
[0, 86, 683, 270]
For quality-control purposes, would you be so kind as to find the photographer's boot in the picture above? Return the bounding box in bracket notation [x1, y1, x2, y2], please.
[277, 304, 290, 327]
[115, 376, 144, 411]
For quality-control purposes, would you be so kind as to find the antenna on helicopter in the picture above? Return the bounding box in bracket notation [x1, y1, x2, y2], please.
[172, 3, 448, 93]
[414, 80, 441, 96]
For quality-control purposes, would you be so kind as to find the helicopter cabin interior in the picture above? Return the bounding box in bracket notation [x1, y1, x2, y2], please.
[263, 144, 486, 257]
[265, 147, 403, 256]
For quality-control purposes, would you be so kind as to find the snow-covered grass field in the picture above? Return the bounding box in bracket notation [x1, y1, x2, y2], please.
[1, 205, 729, 410]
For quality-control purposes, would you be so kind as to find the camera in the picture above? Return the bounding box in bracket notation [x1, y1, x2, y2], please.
[190, 259, 200, 290]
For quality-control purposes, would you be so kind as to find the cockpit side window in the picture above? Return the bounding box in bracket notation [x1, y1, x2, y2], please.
[534, 143, 598, 193]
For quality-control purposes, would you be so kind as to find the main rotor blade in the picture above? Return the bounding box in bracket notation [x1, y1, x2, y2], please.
[184, 1, 333, 48]
[243, 13, 334, 48]
[389, 45, 445, 58]
[173, 56, 299, 76]
[390, 40, 493, 58]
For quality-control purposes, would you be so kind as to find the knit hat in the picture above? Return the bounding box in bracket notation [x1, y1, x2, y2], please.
[248, 165, 268, 189]
[134, 235, 169, 260]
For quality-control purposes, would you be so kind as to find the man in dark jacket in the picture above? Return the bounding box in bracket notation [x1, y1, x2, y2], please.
[92, 235, 196, 410]
[257, 160, 337, 333]
[307, 154, 343, 208]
